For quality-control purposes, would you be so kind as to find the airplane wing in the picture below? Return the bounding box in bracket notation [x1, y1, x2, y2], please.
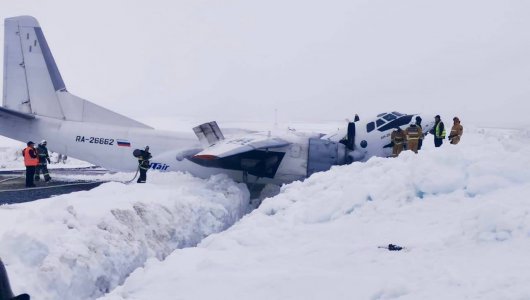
[193, 134, 290, 159]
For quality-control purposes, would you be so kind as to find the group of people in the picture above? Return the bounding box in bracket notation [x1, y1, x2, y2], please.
[22, 141, 152, 187]
[22, 140, 51, 188]
[392, 115, 463, 157]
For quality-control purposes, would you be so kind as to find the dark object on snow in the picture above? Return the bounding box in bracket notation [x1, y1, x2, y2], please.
[387, 244, 403, 251]
[0, 258, 30, 300]
[378, 244, 403, 251]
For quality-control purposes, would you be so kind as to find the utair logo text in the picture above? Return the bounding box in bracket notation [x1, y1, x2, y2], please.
[149, 162, 170, 171]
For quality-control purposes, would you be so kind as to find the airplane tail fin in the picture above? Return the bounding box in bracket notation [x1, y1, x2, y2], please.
[3, 16, 151, 128]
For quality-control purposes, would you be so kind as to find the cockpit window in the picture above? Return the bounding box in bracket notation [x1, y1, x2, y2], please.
[392, 112, 403, 116]
[377, 113, 386, 117]
[367, 122, 375, 133]
[383, 114, 397, 121]
[376, 119, 385, 127]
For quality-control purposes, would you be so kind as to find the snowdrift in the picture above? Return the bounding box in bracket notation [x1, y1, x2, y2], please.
[0, 172, 249, 300]
[102, 128, 530, 300]
[0, 145, 91, 170]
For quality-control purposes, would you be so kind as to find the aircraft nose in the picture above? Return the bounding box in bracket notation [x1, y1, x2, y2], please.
[420, 114, 436, 132]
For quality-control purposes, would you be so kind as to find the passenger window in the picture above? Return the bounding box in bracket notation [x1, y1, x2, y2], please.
[367, 122, 375, 133]
[360, 140, 368, 148]
[383, 114, 397, 121]
[376, 119, 385, 127]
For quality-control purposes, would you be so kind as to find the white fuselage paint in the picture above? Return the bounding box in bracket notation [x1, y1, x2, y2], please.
[0, 114, 314, 185]
[0, 112, 436, 185]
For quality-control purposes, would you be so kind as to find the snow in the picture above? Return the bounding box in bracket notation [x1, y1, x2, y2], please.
[2, 127, 530, 299]
[0, 172, 249, 300]
[0, 142, 92, 170]
[96, 127, 530, 300]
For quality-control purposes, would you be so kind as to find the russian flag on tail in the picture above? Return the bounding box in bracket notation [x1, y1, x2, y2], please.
[117, 139, 131, 147]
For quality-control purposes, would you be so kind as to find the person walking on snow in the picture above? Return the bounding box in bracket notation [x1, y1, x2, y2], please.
[22, 141, 39, 188]
[448, 117, 463, 145]
[35, 140, 52, 182]
[430, 115, 446, 147]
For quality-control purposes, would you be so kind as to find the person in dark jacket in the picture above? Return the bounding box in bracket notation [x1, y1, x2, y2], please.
[430, 115, 446, 147]
[35, 140, 51, 182]
[22, 141, 39, 188]
[137, 146, 152, 183]
[415, 116, 424, 150]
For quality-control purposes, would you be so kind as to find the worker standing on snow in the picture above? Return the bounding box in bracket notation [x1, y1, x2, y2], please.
[35, 140, 52, 182]
[22, 141, 39, 188]
[415, 116, 424, 150]
[430, 115, 446, 147]
[448, 117, 464, 145]
[391, 127, 406, 157]
[137, 146, 152, 183]
[405, 122, 423, 153]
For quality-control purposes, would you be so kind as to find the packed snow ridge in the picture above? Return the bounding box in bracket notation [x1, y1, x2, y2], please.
[0, 173, 249, 300]
[99, 128, 530, 300]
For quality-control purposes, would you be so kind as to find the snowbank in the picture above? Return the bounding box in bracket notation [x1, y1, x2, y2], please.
[101, 128, 530, 300]
[0, 146, 92, 170]
[0, 172, 249, 300]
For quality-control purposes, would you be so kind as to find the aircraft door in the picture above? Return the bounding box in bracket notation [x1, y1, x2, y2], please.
[346, 121, 355, 150]
[307, 138, 346, 177]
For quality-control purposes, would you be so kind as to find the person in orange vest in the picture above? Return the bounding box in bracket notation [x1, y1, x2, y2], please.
[448, 117, 464, 145]
[22, 141, 39, 188]
[391, 127, 406, 157]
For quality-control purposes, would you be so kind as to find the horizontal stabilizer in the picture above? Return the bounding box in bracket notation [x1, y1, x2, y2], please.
[193, 134, 290, 159]
[0, 106, 35, 120]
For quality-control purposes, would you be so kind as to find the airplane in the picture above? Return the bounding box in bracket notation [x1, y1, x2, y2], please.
[0, 16, 435, 186]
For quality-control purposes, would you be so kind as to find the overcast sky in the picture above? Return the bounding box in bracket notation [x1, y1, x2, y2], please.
[1, 0, 529, 128]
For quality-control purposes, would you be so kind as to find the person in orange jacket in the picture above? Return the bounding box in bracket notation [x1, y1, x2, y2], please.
[391, 127, 406, 157]
[22, 141, 39, 188]
[405, 123, 423, 153]
[448, 117, 464, 145]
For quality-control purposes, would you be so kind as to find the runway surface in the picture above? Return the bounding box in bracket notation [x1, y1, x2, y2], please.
[0, 167, 108, 204]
